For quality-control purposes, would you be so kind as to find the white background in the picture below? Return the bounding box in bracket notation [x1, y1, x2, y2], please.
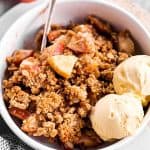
[0, 0, 150, 150]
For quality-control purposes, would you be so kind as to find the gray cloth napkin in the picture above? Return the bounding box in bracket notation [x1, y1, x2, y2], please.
[0, 117, 33, 150]
[0, 0, 150, 150]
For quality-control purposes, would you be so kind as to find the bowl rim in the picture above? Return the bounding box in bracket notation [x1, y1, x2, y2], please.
[0, 0, 150, 150]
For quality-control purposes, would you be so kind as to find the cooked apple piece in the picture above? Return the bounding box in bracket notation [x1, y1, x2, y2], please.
[6, 49, 33, 64]
[118, 30, 135, 54]
[44, 35, 69, 56]
[48, 55, 78, 78]
[20, 57, 40, 77]
[48, 29, 66, 42]
[46, 42, 65, 56]
[88, 15, 111, 33]
[67, 32, 96, 53]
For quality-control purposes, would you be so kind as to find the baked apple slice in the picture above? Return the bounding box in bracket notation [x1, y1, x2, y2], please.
[48, 55, 78, 79]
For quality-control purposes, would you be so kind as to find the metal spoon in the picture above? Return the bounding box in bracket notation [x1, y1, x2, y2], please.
[41, 0, 56, 51]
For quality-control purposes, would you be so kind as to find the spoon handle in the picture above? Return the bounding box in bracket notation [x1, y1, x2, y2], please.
[41, 0, 56, 51]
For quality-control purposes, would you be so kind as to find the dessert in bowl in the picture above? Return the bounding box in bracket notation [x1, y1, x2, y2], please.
[0, 0, 150, 150]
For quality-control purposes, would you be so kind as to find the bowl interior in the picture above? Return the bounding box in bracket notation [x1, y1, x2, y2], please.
[0, 0, 150, 150]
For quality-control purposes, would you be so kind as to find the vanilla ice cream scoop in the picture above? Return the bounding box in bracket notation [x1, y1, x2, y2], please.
[90, 93, 144, 141]
[113, 55, 150, 106]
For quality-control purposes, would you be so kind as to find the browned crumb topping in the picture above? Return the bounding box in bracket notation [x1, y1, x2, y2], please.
[36, 92, 63, 114]
[64, 85, 87, 105]
[3, 15, 135, 149]
[4, 86, 30, 110]
[58, 113, 83, 145]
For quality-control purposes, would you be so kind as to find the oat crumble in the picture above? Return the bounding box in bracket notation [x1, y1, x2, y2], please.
[3, 16, 134, 149]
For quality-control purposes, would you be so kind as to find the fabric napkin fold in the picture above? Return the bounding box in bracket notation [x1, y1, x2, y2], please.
[0, 116, 32, 150]
[0, 0, 150, 150]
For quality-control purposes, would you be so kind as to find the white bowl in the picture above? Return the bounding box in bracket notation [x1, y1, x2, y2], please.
[0, 0, 150, 150]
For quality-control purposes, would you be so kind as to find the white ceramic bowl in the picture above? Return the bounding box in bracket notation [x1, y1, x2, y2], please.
[0, 0, 150, 150]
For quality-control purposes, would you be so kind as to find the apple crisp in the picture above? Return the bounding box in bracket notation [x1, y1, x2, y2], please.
[3, 16, 134, 149]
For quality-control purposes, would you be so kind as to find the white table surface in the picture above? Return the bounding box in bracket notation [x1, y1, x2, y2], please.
[0, 0, 150, 150]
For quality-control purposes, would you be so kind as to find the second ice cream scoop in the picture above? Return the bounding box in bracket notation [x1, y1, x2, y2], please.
[90, 93, 144, 141]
